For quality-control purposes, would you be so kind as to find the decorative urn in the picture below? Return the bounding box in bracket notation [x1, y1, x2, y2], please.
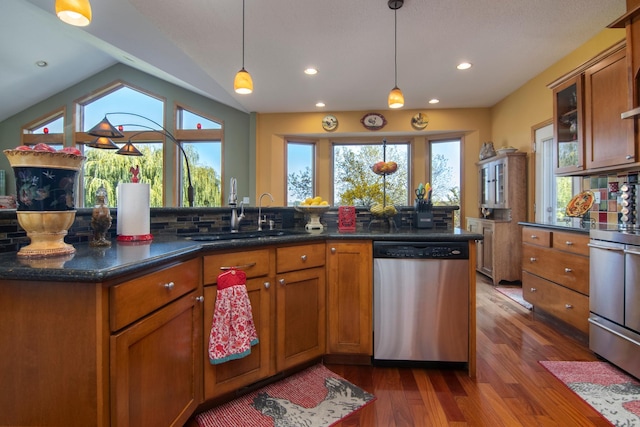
[4, 146, 85, 257]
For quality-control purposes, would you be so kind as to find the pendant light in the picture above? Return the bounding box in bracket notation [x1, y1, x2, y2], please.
[55, 0, 92, 27]
[388, 0, 404, 109]
[234, 0, 253, 94]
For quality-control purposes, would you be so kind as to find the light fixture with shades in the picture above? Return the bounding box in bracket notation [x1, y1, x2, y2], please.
[55, 0, 92, 27]
[87, 112, 195, 206]
[388, 0, 404, 109]
[234, 0, 253, 94]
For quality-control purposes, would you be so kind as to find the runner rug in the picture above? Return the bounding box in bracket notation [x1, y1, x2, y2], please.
[495, 286, 533, 310]
[195, 364, 376, 427]
[540, 361, 640, 426]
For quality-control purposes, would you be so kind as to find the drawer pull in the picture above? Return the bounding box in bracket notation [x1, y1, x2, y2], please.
[626, 154, 634, 160]
[196, 296, 204, 302]
[301, 255, 307, 261]
[279, 278, 286, 286]
[565, 241, 573, 246]
[264, 281, 271, 289]
[564, 267, 572, 273]
[530, 287, 537, 292]
[565, 304, 573, 309]
[220, 262, 257, 271]
[164, 281, 175, 290]
[530, 235, 538, 239]
[530, 257, 537, 262]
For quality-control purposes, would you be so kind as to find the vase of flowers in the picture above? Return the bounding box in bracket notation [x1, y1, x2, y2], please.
[4, 144, 85, 257]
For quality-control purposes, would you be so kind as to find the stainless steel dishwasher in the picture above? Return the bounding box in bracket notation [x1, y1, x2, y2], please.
[373, 241, 469, 366]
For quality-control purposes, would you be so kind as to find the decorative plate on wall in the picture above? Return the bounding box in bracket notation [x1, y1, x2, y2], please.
[322, 114, 338, 131]
[411, 112, 429, 130]
[361, 113, 387, 131]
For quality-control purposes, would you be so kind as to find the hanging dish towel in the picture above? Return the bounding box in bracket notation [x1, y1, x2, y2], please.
[208, 269, 259, 365]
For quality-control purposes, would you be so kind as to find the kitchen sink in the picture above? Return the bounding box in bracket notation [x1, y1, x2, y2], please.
[186, 229, 309, 241]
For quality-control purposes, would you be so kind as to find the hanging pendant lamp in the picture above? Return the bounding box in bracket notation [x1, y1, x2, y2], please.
[55, 0, 92, 27]
[234, 0, 253, 94]
[388, 0, 404, 109]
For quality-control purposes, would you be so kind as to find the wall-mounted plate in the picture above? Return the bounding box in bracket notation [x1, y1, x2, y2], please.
[361, 113, 387, 131]
[322, 114, 338, 131]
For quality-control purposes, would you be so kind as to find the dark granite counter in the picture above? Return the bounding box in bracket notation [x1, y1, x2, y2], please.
[518, 221, 590, 234]
[0, 228, 481, 283]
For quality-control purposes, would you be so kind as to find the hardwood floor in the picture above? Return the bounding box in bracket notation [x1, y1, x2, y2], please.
[327, 273, 609, 426]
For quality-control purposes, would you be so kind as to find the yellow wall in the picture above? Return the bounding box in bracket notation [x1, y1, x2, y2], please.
[255, 108, 491, 219]
[255, 28, 625, 223]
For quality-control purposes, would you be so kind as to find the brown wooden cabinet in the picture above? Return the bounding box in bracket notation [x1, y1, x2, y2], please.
[0, 256, 203, 427]
[275, 243, 326, 371]
[202, 248, 274, 400]
[552, 75, 584, 174]
[521, 226, 590, 333]
[326, 241, 373, 356]
[466, 218, 521, 285]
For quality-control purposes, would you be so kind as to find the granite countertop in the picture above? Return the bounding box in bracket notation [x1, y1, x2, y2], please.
[0, 228, 481, 283]
[518, 221, 591, 234]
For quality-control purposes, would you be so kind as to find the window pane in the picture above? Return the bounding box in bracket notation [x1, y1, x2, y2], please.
[178, 110, 221, 130]
[83, 87, 163, 132]
[287, 142, 314, 206]
[31, 116, 64, 134]
[333, 143, 409, 206]
[430, 139, 461, 227]
[182, 141, 222, 206]
[83, 143, 163, 208]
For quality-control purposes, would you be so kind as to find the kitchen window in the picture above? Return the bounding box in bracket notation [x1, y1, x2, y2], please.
[332, 142, 409, 206]
[286, 141, 315, 206]
[21, 109, 65, 150]
[428, 138, 462, 227]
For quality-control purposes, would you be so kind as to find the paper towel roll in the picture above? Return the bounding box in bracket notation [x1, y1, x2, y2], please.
[117, 183, 151, 240]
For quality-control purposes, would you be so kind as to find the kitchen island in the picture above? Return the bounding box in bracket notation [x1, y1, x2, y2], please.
[0, 227, 480, 427]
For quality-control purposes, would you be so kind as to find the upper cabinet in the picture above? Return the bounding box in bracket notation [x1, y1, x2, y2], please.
[550, 41, 633, 175]
[552, 75, 584, 174]
[478, 152, 526, 211]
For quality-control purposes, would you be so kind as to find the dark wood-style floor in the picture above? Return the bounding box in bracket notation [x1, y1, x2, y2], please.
[326, 274, 609, 426]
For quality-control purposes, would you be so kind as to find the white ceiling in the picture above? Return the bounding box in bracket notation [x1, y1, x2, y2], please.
[1, 0, 626, 122]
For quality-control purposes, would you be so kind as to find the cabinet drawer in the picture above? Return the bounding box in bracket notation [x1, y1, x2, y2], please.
[276, 243, 326, 273]
[110, 257, 201, 331]
[552, 231, 590, 256]
[203, 248, 272, 284]
[522, 245, 589, 295]
[522, 227, 551, 247]
[523, 271, 589, 333]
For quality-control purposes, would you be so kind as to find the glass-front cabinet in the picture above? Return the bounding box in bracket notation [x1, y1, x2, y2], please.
[478, 156, 507, 209]
[552, 75, 584, 174]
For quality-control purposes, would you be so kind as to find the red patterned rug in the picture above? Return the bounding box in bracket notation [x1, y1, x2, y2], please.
[195, 364, 375, 427]
[495, 286, 533, 310]
[540, 361, 640, 426]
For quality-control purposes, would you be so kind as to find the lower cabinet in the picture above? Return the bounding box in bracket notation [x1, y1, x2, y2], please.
[466, 218, 521, 285]
[326, 241, 373, 355]
[521, 226, 590, 333]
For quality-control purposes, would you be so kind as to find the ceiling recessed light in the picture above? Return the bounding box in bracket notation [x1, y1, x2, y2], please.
[315, 102, 325, 108]
[428, 98, 440, 104]
[457, 62, 472, 70]
[35, 60, 48, 67]
[304, 67, 318, 75]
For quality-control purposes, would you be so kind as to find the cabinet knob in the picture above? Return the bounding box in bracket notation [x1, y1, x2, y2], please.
[301, 255, 307, 261]
[565, 241, 573, 246]
[530, 235, 538, 239]
[164, 281, 175, 290]
[530, 257, 537, 262]
[264, 281, 271, 289]
[530, 287, 537, 292]
[626, 155, 634, 160]
[279, 278, 286, 286]
[195, 296, 204, 302]
[331, 247, 336, 254]
[564, 267, 572, 273]
[565, 304, 573, 309]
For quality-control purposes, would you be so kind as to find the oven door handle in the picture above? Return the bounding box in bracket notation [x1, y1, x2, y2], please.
[588, 243, 625, 251]
[624, 248, 640, 256]
[589, 318, 640, 347]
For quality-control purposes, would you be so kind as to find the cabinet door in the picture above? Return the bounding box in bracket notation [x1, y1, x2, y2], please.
[553, 76, 584, 174]
[326, 241, 372, 355]
[585, 48, 634, 169]
[276, 267, 326, 371]
[493, 159, 506, 208]
[480, 223, 494, 277]
[203, 277, 273, 399]
[478, 164, 492, 207]
[110, 291, 202, 427]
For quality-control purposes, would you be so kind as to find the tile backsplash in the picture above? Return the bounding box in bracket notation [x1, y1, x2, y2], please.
[582, 171, 639, 226]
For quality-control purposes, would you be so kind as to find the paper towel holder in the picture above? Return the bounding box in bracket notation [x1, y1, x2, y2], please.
[87, 112, 195, 207]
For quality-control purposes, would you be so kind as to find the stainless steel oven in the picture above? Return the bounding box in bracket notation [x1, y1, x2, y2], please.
[589, 229, 640, 379]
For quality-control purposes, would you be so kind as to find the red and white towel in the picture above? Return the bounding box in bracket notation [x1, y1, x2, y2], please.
[208, 269, 259, 364]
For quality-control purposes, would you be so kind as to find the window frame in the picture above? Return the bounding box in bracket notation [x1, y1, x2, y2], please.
[285, 139, 316, 206]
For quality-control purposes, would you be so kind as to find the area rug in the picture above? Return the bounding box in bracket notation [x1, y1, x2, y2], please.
[495, 286, 533, 310]
[195, 364, 375, 427]
[540, 361, 640, 426]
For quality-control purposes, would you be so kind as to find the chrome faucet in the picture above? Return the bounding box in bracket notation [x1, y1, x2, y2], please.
[229, 177, 245, 232]
[257, 192, 274, 231]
